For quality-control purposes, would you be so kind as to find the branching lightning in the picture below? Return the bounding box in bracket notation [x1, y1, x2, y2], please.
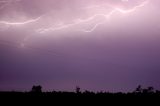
[0, 0, 151, 51]
[0, 0, 149, 33]
[36, 0, 149, 33]
[81, 0, 149, 32]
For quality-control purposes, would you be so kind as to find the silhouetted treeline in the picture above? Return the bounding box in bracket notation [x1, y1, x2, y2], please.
[0, 85, 160, 104]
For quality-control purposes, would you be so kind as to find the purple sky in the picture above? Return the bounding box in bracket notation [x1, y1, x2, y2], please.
[0, 0, 160, 92]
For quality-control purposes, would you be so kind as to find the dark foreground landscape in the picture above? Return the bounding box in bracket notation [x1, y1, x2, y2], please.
[0, 85, 160, 104]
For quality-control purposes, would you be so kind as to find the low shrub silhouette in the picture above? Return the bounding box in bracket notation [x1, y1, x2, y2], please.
[31, 85, 42, 93]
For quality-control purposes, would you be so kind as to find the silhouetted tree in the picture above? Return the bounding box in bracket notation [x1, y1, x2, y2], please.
[31, 85, 42, 93]
[76, 86, 81, 93]
[135, 85, 142, 93]
[147, 86, 154, 93]
[142, 86, 154, 94]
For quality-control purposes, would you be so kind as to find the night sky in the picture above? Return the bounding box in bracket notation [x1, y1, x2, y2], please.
[0, 0, 160, 92]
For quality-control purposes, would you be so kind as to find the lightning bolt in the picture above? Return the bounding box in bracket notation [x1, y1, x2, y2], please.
[0, 0, 149, 33]
[36, 0, 149, 33]
[81, 0, 149, 32]
[0, 0, 41, 26]
[115, 0, 149, 13]
[0, 16, 41, 26]
[0, 0, 149, 48]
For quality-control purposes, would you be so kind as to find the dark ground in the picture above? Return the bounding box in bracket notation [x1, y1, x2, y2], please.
[0, 85, 160, 106]
[0, 87, 160, 105]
